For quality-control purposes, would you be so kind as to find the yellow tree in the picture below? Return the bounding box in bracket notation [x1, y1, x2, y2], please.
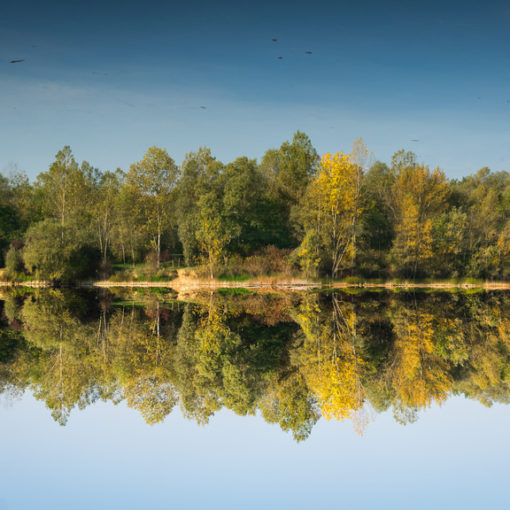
[391, 164, 449, 277]
[299, 151, 364, 277]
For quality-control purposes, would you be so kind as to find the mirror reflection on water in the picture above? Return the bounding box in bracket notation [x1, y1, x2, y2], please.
[1, 288, 509, 439]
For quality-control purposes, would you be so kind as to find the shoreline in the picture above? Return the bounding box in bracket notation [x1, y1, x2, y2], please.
[1, 277, 510, 291]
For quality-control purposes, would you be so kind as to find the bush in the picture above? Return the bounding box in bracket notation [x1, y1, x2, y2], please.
[220, 246, 296, 278]
[5, 246, 25, 276]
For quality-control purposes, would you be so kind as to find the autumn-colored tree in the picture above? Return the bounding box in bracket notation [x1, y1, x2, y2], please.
[298, 151, 364, 277]
[390, 164, 449, 277]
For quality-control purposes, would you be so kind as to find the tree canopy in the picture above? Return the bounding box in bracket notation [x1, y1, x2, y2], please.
[1, 134, 509, 281]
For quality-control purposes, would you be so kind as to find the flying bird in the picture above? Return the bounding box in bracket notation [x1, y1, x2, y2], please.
[200, 106, 207, 109]
[277, 56, 283, 60]
[10, 59, 24, 63]
[272, 38, 278, 42]
[305, 51, 312, 54]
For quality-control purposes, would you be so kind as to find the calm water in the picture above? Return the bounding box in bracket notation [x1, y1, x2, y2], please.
[1, 288, 509, 509]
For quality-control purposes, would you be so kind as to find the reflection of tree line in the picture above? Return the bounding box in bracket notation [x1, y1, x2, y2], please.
[1, 290, 509, 440]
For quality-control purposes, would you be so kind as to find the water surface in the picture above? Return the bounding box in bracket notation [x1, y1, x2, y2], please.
[1, 288, 509, 509]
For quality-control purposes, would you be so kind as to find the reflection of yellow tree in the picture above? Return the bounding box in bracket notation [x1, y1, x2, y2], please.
[390, 306, 451, 409]
[294, 294, 366, 424]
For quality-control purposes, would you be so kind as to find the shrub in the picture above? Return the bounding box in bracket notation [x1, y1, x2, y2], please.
[5, 246, 25, 276]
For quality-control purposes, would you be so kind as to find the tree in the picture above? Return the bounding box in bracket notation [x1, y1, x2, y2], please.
[34, 146, 94, 244]
[390, 163, 449, 277]
[359, 161, 395, 276]
[195, 161, 238, 277]
[0, 171, 35, 265]
[273, 132, 319, 244]
[94, 170, 122, 267]
[298, 151, 364, 277]
[126, 146, 179, 268]
[431, 208, 469, 277]
[222, 157, 275, 253]
[277, 131, 319, 205]
[175, 148, 215, 265]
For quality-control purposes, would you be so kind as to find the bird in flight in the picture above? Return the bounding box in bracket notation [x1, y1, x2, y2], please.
[277, 56, 283, 60]
[272, 38, 278, 42]
[200, 106, 207, 110]
[305, 51, 312, 54]
[10, 59, 24, 64]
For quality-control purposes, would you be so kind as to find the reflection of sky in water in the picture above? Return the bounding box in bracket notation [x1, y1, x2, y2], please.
[0, 393, 507, 509]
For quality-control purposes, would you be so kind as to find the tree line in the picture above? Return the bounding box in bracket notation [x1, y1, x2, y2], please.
[1, 289, 509, 439]
[1, 132, 509, 280]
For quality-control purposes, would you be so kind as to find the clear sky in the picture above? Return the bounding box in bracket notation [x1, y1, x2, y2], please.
[1, 393, 509, 509]
[1, 0, 509, 180]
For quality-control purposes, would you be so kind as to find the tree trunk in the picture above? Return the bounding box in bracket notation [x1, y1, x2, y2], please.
[157, 231, 161, 269]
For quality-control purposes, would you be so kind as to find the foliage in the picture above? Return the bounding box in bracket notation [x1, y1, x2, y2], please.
[298, 150, 364, 277]
[1, 289, 510, 438]
[1, 136, 510, 282]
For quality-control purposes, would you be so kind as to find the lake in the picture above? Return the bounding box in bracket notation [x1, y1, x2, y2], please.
[0, 288, 509, 509]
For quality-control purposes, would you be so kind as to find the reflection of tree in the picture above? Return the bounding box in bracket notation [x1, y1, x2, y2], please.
[172, 297, 296, 425]
[260, 371, 320, 442]
[107, 303, 178, 424]
[453, 296, 510, 406]
[388, 304, 452, 411]
[293, 294, 366, 426]
[1, 290, 510, 440]
[20, 290, 100, 424]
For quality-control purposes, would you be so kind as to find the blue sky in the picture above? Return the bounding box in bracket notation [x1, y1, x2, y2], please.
[1, 0, 509, 179]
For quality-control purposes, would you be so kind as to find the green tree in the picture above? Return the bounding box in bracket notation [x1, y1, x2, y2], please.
[175, 148, 215, 265]
[126, 146, 179, 268]
[195, 161, 238, 277]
